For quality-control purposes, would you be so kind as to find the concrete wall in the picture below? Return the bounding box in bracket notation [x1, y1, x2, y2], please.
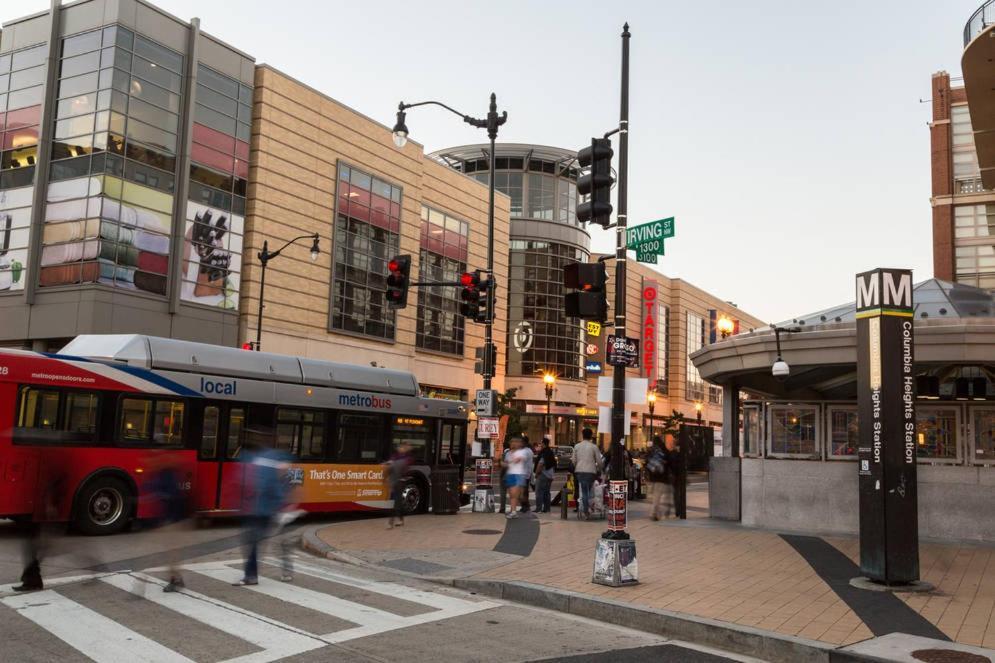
[739, 458, 995, 544]
[708, 456, 740, 520]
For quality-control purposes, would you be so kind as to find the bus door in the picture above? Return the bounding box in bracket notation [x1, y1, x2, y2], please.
[195, 403, 246, 511]
[439, 420, 467, 480]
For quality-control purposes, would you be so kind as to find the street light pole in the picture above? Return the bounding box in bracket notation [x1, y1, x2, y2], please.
[544, 373, 556, 436]
[255, 234, 320, 352]
[609, 23, 631, 492]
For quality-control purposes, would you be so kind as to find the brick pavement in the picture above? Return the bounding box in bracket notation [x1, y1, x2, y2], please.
[314, 502, 995, 649]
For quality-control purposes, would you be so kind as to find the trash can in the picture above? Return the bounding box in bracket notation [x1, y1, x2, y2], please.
[431, 467, 461, 515]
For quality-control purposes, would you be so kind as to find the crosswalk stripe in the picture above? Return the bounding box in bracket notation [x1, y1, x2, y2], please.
[190, 564, 408, 629]
[2, 590, 194, 663]
[101, 573, 325, 663]
[279, 558, 488, 611]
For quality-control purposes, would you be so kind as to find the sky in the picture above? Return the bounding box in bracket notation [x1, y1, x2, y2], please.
[10, 0, 982, 322]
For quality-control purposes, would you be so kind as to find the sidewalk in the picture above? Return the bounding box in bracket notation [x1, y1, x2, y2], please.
[305, 498, 995, 661]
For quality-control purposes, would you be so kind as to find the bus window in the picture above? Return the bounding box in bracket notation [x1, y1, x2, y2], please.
[276, 408, 325, 460]
[15, 386, 100, 444]
[227, 407, 245, 459]
[120, 397, 184, 447]
[439, 422, 464, 466]
[201, 405, 220, 459]
[17, 387, 60, 430]
[392, 416, 434, 465]
[336, 413, 384, 463]
[65, 392, 98, 435]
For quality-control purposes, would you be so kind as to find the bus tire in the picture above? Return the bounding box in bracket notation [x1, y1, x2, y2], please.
[74, 475, 133, 536]
[399, 475, 427, 515]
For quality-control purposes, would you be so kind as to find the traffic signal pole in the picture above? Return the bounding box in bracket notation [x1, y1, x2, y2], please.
[609, 23, 631, 509]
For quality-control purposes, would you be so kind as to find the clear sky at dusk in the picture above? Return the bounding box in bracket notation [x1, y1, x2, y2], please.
[9, 0, 982, 322]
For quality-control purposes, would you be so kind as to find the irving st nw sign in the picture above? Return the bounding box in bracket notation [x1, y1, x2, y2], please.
[855, 268, 919, 585]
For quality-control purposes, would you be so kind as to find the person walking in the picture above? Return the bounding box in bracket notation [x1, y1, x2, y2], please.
[520, 433, 532, 513]
[235, 431, 291, 586]
[385, 442, 413, 528]
[668, 435, 686, 518]
[13, 451, 67, 593]
[147, 457, 190, 592]
[534, 437, 556, 513]
[504, 436, 531, 518]
[571, 428, 602, 520]
[646, 436, 673, 520]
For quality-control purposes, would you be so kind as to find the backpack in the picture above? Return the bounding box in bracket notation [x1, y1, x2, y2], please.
[647, 447, 666, 478]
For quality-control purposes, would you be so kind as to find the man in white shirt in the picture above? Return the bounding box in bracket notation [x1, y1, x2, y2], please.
[572, 428, 603, 519]
[504, 436, 533, 518]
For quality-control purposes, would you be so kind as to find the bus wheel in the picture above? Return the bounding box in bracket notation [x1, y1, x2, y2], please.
[75, 476, 132, 536]
[399, 477, 426, 515]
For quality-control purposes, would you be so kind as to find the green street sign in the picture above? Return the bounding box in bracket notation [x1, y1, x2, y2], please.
[635, 247, 658, 263]
[626, 217, 675, 251]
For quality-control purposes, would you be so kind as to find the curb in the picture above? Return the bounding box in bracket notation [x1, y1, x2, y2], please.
[299, 526, 884, 663]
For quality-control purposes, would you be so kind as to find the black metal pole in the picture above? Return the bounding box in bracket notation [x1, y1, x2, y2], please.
[609, 23, 631, 495]
[649, 402, 654, 441]
[546, 388, 552, 435]
[256, 240, 269, 352]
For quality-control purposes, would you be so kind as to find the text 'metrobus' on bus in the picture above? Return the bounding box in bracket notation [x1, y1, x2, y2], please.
[0, 334, 469, 534]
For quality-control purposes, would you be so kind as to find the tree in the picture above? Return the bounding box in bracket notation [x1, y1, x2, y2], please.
[661, 409, 686, 439]
[496, 387, 523, 439]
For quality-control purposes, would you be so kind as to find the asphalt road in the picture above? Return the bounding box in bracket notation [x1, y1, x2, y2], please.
[0, 515, 759, 663]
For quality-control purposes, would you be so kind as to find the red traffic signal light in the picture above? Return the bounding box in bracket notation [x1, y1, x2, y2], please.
[385, 254, 412, 308]
[459, 270, 491, 323]
[241, 341, 256, 351]
[563, 261, 608, 321]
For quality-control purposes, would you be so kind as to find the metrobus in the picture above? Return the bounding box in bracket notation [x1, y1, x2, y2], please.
[0, 334, 469, 535]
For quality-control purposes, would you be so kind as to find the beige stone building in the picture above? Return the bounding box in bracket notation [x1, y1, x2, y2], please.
[586, 255, 765, 449]
[244, 66, 509, 400]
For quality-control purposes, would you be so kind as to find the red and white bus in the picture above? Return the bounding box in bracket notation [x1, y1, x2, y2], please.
[0, 334, 469, 534]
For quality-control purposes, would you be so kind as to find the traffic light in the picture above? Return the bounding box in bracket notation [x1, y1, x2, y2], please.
[563, 261, 608, 321]
[576, 137, 614, 227]
[474, 343, 497, 375]
[385, 255, 411, 308]
[241, 341, 256, 351]
[459, 270, 491, 323]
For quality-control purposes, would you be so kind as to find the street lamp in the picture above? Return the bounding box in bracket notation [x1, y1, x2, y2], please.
[543, 372, 556, 435]
[647, 391, 657, 442]
[694, 400, 703, 426]
[255, 233, 320, 352]
[391, 95, 507, 402]
[717, 315, 735, 339]
[771, 325, 801, 379]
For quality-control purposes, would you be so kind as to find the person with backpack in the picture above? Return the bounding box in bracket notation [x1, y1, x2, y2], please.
[534, 437, 557, 513]
[235, 429, 293, 586]
[646, 435, 673, 520]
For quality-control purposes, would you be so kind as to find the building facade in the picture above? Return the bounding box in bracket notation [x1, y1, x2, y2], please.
[586, 255, 764, 450]
[431, 144, 591, 443]
[0, 0, 254, 349]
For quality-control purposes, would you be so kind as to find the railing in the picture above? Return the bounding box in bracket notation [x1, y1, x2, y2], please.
[965, 0, 995, 46]
[956, 176, 988, 194]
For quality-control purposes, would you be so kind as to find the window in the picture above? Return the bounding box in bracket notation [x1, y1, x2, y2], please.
[276, 408, 326, 459]
[527, 173, 555, 220]
[768, 404, 819, 457]
[708, 385, 722, 405]
[505, 240, 588, 380]
[417, 206, 468, 355]
[120, 397, 184, 447]
[656, 306, 669, 393]
[331, 163, 401, 340]
[392, 416, 433, 464]
[201, 405, 220, 459]
[971, 409, 995, 464]
[439, 423, 464, 466]
[827, 406, 858, 458]
[742, 404, 760, 457]
[336, 413, 384, 462]
[16, 387, 61, 431]
[15, 387, 100, 444]
[916, 407, 959, 462]
[686, 312, 705, 401]
[953, 204, 995, 239]
[227, 407, 245, 459]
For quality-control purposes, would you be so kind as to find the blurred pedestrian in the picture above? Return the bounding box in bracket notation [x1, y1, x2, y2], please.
[385, 442, 412, 529]
[146, 455, 191, 592]
[235, 429, 292, 586]
[504, 436, 531, 518]
[571, 428, 602, 520]
[14, 452, 67, 592]
[520, 434, 532, 512]
[534, 437, 556, 513]
[668, 435, 686, 518]
[646, 436, 673, 520]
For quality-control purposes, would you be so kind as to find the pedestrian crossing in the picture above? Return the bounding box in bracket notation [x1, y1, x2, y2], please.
[0, 557, 500, 663]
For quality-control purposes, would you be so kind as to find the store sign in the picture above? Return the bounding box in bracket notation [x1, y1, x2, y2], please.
[856, 268, 918, 584]
[586, 361, 602, 374]
[586, 321, 602, 337]
[641, 280, 659, 384]
[586, 343, 600, 355]
[513, 321, 534, 353]
[477, 417, 499, 438]
[606, 335, 640, 368]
